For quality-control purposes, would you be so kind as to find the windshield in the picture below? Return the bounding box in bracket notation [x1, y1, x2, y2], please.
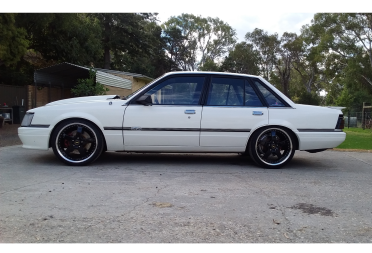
[123, 74, 166, 100]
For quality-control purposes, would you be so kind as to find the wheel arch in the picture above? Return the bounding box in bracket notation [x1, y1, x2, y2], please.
[246, 125, 299, 151]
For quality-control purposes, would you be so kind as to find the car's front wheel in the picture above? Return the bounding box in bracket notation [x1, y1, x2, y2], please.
[248, 127, 295, 169]
[51, 119, 104, 166]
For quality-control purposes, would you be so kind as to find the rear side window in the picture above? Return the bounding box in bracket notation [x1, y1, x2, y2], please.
[207, 77, 244, 106]
[253, 80, 285, 107]
[245, 81, 264, 107]
[206, 77, 264, 107]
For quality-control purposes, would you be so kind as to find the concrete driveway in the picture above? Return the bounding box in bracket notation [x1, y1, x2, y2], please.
[0, 145, 372, 243]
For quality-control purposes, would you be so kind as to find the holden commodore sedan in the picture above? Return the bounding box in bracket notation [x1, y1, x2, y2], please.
[18, 72, 345, 169]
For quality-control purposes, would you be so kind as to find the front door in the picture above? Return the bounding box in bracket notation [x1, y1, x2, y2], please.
[123, 75, 206, 150]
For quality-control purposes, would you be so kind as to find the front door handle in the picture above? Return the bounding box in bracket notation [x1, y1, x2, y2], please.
[253, 111, 263, 116]
[185, 110, 196, 114]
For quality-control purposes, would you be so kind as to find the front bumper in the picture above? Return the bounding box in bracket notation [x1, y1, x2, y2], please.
[18, 127, 51, 150]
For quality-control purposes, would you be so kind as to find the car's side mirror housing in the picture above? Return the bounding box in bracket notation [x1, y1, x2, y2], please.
[136, 95, 152, 106]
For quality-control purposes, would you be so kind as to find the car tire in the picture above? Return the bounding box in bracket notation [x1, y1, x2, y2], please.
[248, 127, 295, 169]
[51, 119, 104, 166]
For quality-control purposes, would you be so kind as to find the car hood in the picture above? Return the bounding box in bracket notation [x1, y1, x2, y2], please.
[45, 95, 122, 106]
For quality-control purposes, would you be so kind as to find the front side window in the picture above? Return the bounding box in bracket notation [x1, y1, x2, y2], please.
[144, 76, 205, 105]
[253, 80, 285, 107]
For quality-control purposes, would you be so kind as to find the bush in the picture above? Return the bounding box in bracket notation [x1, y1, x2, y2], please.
[295, 92, 321, 105]
[71, 68, 109, 97]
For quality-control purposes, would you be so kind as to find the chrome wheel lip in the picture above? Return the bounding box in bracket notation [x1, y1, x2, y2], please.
[255, 127, 293, 166]
[55, 123, 98, 164]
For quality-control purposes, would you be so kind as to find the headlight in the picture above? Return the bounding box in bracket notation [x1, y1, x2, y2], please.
[21, 113, 34, 127]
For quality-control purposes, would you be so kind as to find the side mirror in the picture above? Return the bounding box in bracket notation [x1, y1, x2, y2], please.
[136, 95, 153, 106]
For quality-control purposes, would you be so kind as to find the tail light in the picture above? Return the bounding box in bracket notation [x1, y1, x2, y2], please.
[335, 114, 344, 130]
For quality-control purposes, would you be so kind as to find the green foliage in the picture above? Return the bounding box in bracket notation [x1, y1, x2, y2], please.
[294, 92, 321, 105]
[0, 14, 29, 66]
[162, 13, 237, 71]
[334, 88, 372, 112]
[245, 29, 305, 98]
[245, 28, 279, 81]
[114, 20, 171, 78]
[287, 67, 322, 106]
[199, 58, 220, 71]
[310, 13, 372, 109]
[71, 68, 109, 97]
[219, 42, 260, 74]
[15, 13, 103, 66]
[92, 13, 157, 70]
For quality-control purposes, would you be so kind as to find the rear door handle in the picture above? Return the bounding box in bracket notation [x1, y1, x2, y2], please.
[185, 110, 196, 114]
[253, 111, 263, 116]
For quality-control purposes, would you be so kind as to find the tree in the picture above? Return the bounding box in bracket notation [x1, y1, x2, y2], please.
[162, 14, 236, 71]
[310, 13, 372, 109]
[199, 58, 220, 71]
[0, 14, 29, 66]
[272, 32, 298, 98]
[246, 29, 300, 98]
[245, 28, 279, 81]
[290, 25, 322, 95]
[91, 13, 157, 70]
[71, 68, 109, 97]
[114, 20, 171, 78]
[15, 13, 103, 66]
[219, 42, 260, 74]
[162, 25, 190, 71]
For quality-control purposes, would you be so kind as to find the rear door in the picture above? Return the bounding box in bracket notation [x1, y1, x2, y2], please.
[200, 76, 268, 149]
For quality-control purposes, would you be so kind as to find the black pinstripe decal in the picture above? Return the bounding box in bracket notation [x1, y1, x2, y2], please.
[297, 129, 336, 132]
[27, 124, 50, 128]
[104, 127, 251, 132]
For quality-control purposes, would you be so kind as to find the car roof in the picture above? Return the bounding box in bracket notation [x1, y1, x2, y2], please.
[163, 71, 260, 78]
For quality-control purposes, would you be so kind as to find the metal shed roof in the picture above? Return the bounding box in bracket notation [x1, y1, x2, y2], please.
[96, 70, 131, 90]
[34, 62, 89, 88]
[94, 68, 153, 82]
[34, 62, 152, 90]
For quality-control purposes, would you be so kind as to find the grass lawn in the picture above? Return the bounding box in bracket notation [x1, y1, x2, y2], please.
[336, 127, 372, 150]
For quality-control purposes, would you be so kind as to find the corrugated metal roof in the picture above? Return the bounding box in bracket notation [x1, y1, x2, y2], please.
[94, 68, 153, 82]
[96, 71, 131, 90]
[34, 62, 135, 90]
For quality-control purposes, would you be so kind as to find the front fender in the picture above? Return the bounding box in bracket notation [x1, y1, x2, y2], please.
[49, 112, 105, 131]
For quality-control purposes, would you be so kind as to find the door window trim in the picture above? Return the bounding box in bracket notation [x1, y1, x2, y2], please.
[248, 77, 291, 108]
[129, 74, 208, 106]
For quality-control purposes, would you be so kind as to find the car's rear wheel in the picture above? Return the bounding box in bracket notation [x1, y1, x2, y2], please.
[248, 127, 295, 169]
[51, 119, 104, 166]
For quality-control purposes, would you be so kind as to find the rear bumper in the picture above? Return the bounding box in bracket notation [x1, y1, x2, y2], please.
[297, 131, 346, 150]
[18, 127, 51, 150]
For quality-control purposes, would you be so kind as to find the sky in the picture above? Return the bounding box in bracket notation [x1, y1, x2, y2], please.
[156, 12, 315, 42]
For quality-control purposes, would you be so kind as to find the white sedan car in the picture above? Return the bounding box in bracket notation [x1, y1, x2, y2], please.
[18, 72, 346, 169]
